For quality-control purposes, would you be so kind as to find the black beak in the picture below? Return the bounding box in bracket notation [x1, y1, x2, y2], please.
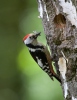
[35, 32, 41, 38]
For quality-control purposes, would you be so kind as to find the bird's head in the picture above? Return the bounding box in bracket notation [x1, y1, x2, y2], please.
[23, 32, 41, 45]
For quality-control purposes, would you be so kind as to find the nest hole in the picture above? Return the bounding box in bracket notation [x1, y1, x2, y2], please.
[53, 13, 66, 28]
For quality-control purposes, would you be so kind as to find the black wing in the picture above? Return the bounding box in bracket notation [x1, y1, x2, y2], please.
[29, 49, 61, 82]
[29, 49, 54, 80]
[29, 50, 48, 66]
[29, 50, 37, 63]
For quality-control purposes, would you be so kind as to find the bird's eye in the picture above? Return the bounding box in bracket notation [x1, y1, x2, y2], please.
[32, 35, 35, 38]
[29, 36, 32, 39]
[29, 35, 35, 39]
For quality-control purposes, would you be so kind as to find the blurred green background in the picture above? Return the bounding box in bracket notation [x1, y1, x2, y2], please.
[0, 0, 63, 100]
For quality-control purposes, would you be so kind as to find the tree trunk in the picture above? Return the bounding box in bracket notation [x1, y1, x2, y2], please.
[37, 0, 77, 100]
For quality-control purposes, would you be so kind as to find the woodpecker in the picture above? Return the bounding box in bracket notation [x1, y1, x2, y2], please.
[23, 32, 61, 83]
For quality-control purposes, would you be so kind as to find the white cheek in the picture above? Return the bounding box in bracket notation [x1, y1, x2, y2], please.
[24, 38, 31, 44]
[24, 40, 27, 44]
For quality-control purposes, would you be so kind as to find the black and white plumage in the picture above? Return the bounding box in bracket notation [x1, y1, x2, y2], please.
[23, 32, 61, 83]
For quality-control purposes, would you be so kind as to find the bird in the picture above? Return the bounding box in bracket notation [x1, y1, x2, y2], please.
[23, 32, 61, 83]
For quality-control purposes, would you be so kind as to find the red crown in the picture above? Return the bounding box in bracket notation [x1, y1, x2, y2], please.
[23, 34, 31, 41]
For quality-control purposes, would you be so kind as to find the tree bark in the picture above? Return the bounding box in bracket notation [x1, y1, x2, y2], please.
[37, 0, 77, 100]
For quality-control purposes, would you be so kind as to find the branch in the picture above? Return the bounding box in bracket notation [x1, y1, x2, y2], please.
[37, 0, 77, 100]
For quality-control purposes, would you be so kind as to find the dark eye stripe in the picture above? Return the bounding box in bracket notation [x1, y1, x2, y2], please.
[29, 36, 32, 39]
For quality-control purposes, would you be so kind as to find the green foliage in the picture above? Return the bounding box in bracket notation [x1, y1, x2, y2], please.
[0, 0, 63, 100]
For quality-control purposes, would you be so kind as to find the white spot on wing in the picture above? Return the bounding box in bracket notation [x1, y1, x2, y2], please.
[29, 48, 36, 52]
[36, 57, 49, 72]
[36, 57, 43, 68]
[47, 66, 49, 69]
[44, 69, 48, 72]
[29, 48, 43, 52]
